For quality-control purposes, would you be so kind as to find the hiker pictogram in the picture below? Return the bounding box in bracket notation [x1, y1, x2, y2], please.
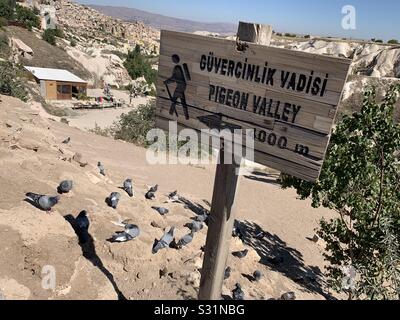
[164, 54, 191, 120]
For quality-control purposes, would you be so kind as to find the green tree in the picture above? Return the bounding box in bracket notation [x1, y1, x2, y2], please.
[15, 4, 40, 30]
[42, 28, 63, 46]
[0, 0, 14, 20]
[124, 44, 157, 85]
[281, 85, 400, 300]
[0, 61, 27, 101]
[388, 39, 399, 45]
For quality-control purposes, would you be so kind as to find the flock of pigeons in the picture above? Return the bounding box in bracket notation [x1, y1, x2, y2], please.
[22, 136, 291, 300]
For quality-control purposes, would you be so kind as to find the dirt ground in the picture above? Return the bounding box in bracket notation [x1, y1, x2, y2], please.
[0, 94, 337, 300]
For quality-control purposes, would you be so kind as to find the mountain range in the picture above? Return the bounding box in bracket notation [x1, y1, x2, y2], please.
[87, 4, 237, 35]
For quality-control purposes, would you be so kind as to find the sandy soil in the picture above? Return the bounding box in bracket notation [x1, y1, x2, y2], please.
[0, 95, 336, 300]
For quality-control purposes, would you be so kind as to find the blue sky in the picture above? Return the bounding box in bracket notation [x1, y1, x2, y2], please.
[77, 0, 399, 40]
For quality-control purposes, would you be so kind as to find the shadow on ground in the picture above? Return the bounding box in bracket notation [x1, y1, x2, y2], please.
[64, 214, 126, 300]
[234, 219, 334, 299]
[243, 171, 281, 186]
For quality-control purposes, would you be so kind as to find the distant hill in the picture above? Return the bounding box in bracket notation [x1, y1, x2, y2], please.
[87, 4, 237, 35]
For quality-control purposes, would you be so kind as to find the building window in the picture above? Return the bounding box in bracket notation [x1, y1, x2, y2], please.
[57, 85, 71, 94]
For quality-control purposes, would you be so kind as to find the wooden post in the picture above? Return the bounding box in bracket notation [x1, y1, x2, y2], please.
[198, 22, 273, 300]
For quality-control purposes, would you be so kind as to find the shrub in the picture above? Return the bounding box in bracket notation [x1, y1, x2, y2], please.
[124, 44, 157, 85]
[42, 28, 64, 46]
[0, 61, 28, 101]
[112, 100, 155, 147]
[15, 4, 40, 31]
[281, 85, 400, 300]
[375, 39, 383, 43]
[388, 39, 399, 45]
[0, 0, 14, 20]
[70, 39, 77, 47]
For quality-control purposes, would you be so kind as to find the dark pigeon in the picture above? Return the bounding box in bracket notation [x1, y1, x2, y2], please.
[98, 162, 105, 176]
[176, 230, 194, 249]
[152, 206, 169, 216]
[62, 137, 71, 144]
[253, 270, 262, 282]
[25, 193, 59, 212]
[75, 210, 89, 244]
[232, 225, 244, 240]
[152, 227, 175, 254]
[232, 249, 248, 259]
[280, 292, 296, 300]
[107, 192, 121, 209]
[268, 256, 284, 266]
[165, 190, 180, 203]
[145, 190, 155, 200]
[149, 184, 158, 193]
[123, 179, 134, 197]
[232, 283, 245, 300]
[196, 212, 209, 223]
[184, 220, 203, 233]
[224, 266, 231, 280]
[57, 180, 73, 194]
[111, 224, 140, 242]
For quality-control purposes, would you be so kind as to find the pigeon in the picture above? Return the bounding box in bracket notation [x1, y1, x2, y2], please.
[148, 184, 158, 193]
[232, 225, 244, 240]
[152, 227, 175, 254]
[165, 190, 180, 203]
[232, 283, 245, 300]
[98, 162, 105, 176]
[184, 220, 203, 233]
[253, 270, 262, 282]
[111, 224, 140, 242]
[25, 193, 60, 212]
[195, 212, 209, 223]
[62, 137, 70, 144]
[107, 192, 121, 209]
[224, 266, 231, 280]
[145, 190, 155, 200]
[75, 210, 89, 244]
[122, 179, 134, 197]
[280, 292, 296, 300]
[232, 249, 248, 259]
[254, 231, 265, 240]
[152, 206, 169, 216]
[57, 180, 73, 194]
[176, 231, 194, 249]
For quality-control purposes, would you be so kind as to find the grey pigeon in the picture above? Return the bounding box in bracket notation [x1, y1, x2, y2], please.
[253, 270, 262, 282]
[196, 212, 209, 223]
[176, 230, 194, 249]
[75, 210, 89, 244]
[152, 227, 175, 254]
[98, 162, 105, 176]
[280, 292, 296, 300]
[224, 266, 231, 280]
[145, 190, 155, 200]
[152, 206, 169, 216]
[232, 249, 248, 259]
[185, 220, 203, 233]
[232, 283, 245, 300]
[107, 192, 121, 209]
[25, 193, 59, 212]
[62, 137, 70, 144]
[57, 180, 73, 194]
[123, 179, 134, 197]
[111, 224, 140, 242]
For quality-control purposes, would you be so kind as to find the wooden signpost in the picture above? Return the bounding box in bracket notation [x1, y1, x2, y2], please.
[155, 22, 352, 300]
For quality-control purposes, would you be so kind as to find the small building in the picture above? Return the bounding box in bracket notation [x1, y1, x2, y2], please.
[24, 66, 87, 100]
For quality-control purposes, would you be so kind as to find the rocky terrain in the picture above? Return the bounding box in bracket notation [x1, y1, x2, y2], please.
[0, 95, 334, 300]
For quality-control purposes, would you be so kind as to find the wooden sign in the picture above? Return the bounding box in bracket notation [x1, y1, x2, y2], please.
[155, 30, 352, 182]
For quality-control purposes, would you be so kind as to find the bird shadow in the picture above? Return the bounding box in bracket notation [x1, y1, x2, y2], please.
[64, 214, 126, 300]
[179, 196, 210, 217]
[241, 273, 256, 282]
[244, 171, 281, 186]
[234, 219, 334, 300]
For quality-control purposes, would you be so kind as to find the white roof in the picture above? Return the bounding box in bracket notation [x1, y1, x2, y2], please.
[24, 66, 87, 84]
